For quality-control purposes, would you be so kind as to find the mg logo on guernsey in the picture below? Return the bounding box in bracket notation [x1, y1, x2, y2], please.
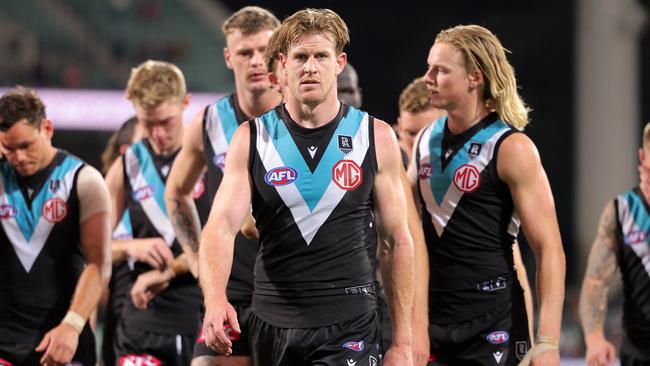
[332, 160, 362, 191]
[265, 167, 298, 186]
[453, 164, 480, 193]
[0, 204, 17, 219]
[42, 198, 67, 223]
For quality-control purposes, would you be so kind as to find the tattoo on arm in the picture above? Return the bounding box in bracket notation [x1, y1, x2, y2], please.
[171, 198, 201, 253]
[579, 201, 619, 334]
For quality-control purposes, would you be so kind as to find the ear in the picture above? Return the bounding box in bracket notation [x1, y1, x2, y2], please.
[640, 147, 645, 164]
[279, 52, 287, 70]
[181, 93, 191, 109]
[224, 47, 233, 70]
[41, 118, 54, 139]
[468, 69, 484, 90]
[335, 52, 347, 76]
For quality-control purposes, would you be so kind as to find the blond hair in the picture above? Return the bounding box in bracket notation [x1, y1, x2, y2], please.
[436, 25, 530, 130]
[125, 60, 187, 109]
[265, 28, 281, 74]
[643, 122, 650, 149]
[275, 8, 349, 56]
[399, 77, 434, 114]
[222, 6, 280, 37]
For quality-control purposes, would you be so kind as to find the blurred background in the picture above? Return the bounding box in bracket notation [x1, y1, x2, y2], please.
[2, 0, 649, 362]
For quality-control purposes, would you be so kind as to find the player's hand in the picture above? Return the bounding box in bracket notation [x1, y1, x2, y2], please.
[130, 268, 172, 309]
[530, 348, 560, 366]
[384, 344, 414, 366]
[585, 336, 616, 366]
[411, 324, 430, 366]
[127, 238, 174, 269]
[203, 298, 240, 356]
[35, 323, 79, 366]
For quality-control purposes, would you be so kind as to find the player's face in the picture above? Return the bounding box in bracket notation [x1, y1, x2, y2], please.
[282, 33, 346, 107]
[398, 108, 445, 151]
[0, 119, 54, 176]
[337, 71, 361, 108]
[225, 29, 274, 94]
[424, 41, 474, 111]
[135, 99, 186, 155]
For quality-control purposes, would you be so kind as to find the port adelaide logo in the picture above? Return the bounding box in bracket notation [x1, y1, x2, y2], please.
[265, 167, 298, 186]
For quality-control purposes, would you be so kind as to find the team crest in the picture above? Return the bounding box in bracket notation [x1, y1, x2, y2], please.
[418, 163, 433, 179]
[515, 341, 528, 361]
[265, 167, 298, 186]
[332, 160, 362, 190]
[453, 164, 480, 193]
[338, 135, 353, 154]
[468, 142, 482, 158]
[42, 198, 67, 223]
[49, 179, 61, 193]
[0, 204, 18, 219]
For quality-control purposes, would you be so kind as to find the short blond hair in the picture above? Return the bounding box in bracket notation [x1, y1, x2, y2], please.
[399, 77, 433, 114]
[222, 6, 280, 37]
[125, 60, 187, 109]
[275, 8, 349, 56]
[436, 25, 530, 130]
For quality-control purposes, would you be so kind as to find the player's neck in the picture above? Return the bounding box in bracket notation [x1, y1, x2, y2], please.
[446, 101, 490, 135]
[284, 94, 340, 129]
[237, 87, 282, 118]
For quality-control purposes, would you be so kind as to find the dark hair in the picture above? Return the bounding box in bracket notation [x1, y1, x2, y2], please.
[0, 87, 46, 131]
[101, 116, 139, 174]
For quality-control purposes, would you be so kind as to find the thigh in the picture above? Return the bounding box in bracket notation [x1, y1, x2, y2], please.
[248, 312, 291, 366]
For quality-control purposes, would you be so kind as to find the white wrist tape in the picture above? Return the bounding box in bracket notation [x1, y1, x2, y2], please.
[516, 342, 558, 366]
[62, 311, 85, 334]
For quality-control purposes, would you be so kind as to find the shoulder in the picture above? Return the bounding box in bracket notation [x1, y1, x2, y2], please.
[497, 132, 541, 184]
[373, 118, 399, 147]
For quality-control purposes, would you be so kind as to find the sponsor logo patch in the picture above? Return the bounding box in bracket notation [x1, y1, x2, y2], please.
[493, 350, 504, 364]
[49, 179, 61, 193]
[265, 167, 298, 186]
[332, 160, 362, 190]
[42, 198, 67, 223]
[453, 164, 480, 192]
[191, 176, 205, 199]
[418, 163, 433, 179]
[119, 355, 162, 366]
[338, 135, 353, 154]
[0, 204, 18, 219]
[486, 331, 509, 345]
[213, 153, 226, 170]
[133, 185, 154, 201]
[342, 340, 365, 352]
[468, 142, 482, 158]
[347, 359, 356, 366]
[625, 230, 647, 245]
[369, 355, 378, 366]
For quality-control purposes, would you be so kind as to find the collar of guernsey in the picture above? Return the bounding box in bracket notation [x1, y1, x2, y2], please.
[0, 155, 83, 272]
[124, 140, 175, 246]
[254, 106, 370, 245]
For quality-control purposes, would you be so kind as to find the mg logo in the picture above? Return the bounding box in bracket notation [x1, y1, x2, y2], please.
[42, 198, 67, 223]
[453, 164, 480, 193]
[0, 204, 17, 219]
[332, 160, 362, 190]
[192, 176, 205, 199]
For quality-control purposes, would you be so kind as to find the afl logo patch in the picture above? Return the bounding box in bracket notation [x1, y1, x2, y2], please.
[333, 160, 362, 190]
[0, 204, 18, 219]
[342, 340, 365, 352]
[133, 185, 154, 202]
[192, 176, 205, 199]
[265, 167, 298, 186]
[42, 198, 67, 223]
[625, 230, 647, 245]
[453, 164, 480, 192]
[418, 163, 433, 179]
[486, 330, 509, 344]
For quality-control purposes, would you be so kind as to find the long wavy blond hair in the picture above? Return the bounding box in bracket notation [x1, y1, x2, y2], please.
[436, 25, 530, 130]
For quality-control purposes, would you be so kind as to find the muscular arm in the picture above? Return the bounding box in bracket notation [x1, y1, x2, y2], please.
[373, 120, 415, 362]
[513, 241, 534, 341]
[105, 157, 127, 260]
[165, 111, 206, 277]
[498, 134, 565, 347]
[579, 201, 618, 343]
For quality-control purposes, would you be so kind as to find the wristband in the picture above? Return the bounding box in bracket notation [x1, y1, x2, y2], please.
[62, 311, 85, 334]
[535, 335, 559, 347]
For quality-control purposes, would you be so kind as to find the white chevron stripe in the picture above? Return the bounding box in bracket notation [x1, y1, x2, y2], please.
[205, 104, 228, 168]
[0, 162, 81, 272]
[255, 115, 370, 245]
[124, 148, 175, 246]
